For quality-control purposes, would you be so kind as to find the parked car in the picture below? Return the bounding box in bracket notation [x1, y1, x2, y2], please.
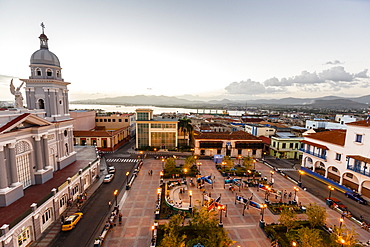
[345, 192, 368, 204]
[103, 174, 114, 183]
[108, 166, 116, 174]
[62, 212, 83, 231]
[325, 197, 348, 211]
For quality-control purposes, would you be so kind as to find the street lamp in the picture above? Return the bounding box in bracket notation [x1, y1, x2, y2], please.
[253, 159, 256, 170]
[189, 190, 192, 212]
[162, 158, 165, 169]
[263, 152, 266, 160]
[340, 238, 345, 247]
[197, 162, 202, 171]
[291, 241, 297, 247]
[328, 185, 334, 199]
[260, 203, 267, 222]
[217, 205, 225, 227]
[293, 186, 299, 203]
[157, 188, 161, 202]
[126, 172, 130, 186]
[298, 170, 304, 187]
[270, 171, 274, 183]
[113, 189, 118, 207]
[265, 186, 271, 203]
[238, 155, 242, 165]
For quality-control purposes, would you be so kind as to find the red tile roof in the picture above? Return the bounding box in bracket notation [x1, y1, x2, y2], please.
[194, 131, 261, 141]
[347, 120, 370, 128]
[305, 129, 346, 146]
[259, 136, 271, 145]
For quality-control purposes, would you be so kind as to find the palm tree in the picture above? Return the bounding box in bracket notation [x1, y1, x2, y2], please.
[178, 117, 193, 148]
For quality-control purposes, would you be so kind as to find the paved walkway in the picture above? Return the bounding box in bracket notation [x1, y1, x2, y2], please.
[103, 159, 370, 247]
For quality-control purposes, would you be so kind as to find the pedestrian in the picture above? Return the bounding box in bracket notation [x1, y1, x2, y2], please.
[288, 192, 292, 199]
[119, 213, 122, 224]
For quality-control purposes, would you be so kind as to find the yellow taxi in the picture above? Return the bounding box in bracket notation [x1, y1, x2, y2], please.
[62, 212, 83, 231]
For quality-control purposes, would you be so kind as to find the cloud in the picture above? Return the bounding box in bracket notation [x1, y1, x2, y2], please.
[319, 66, 353, 82]
[325, 60, 343, 65]
[224, 79, 265, 95]
[0, 74, 15, 85]
[354, 69, 369, 78]
[224, 65, 369, 96]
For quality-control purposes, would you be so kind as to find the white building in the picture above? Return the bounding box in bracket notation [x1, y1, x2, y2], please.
[301, 120, 370, 197]
[0, 28, 77, 207]
[305, 115, 358, 130]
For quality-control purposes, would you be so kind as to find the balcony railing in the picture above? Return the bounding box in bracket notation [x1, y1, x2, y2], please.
[299, 148, 326, 160]
[347, 165, 370, 177]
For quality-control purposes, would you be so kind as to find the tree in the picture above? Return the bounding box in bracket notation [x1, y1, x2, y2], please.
[178, 117, 193, 148]
[184, 156, 196, 168]
[159, 214, 186, 247]
[222, 156, 234, 170]
[305, 203, 326, 229]
[296, 227, 323, 247]
[188, 207, 234, 247]
[242, 156, 253, 170]
[279, 207, 297, 233]
[165, 157, 177, 174]
[331, 225, 360, 247]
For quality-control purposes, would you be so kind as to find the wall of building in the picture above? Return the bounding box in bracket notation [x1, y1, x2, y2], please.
[69, 111, 95, 131]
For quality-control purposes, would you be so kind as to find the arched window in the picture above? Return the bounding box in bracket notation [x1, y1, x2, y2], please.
[47, 69, 52, 77]
[38, 99, 45, 109]
[36, 68, 42, 76]
[56, 70, 60, 77]
[15, 141, 32, 188]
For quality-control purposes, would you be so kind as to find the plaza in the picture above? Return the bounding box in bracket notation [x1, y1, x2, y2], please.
[103, 157, 370, 246]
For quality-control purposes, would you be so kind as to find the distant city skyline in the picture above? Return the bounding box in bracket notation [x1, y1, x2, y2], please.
[1, 0, 369, 102]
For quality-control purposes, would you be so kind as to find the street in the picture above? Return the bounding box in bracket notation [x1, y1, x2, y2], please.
[49, 143, 136, 247]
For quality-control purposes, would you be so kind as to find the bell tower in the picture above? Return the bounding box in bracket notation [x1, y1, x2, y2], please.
[21, 23, 71, 122]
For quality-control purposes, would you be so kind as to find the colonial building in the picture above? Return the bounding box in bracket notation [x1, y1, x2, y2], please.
[0, 28, 76, 206]
[135, 109, 178, 150]
[72, 112, 133, 152]
[300, 120, 370, 197]
[193, 131, 263, 158]
[270, 132, 303, 159]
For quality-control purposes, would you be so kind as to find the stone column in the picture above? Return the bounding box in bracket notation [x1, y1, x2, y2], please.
[0, 145, 9, 189]
[34, 136, 43, 171]
[42, 135, 50, 169]
[8, 143, 18, 185]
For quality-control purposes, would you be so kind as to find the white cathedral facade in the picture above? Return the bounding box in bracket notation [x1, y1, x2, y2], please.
[0, 28, 76, 207]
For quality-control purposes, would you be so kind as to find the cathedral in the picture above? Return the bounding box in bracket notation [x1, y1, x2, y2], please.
[0, 26, 76, 207]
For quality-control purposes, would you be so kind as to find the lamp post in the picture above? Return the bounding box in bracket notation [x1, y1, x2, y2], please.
[291, 241, 297, 247]
[263, 152, 266, 160]
[218, 205, 225, 227]
[260, 203, 267, 227]
[270, 171, 274, 183]
[113, 189, 118, 207]
[189, 190, 192, 212]
[126, 172, 130, 186]
[253, 159, 256, 170]
[340, 238, 345, 247]
[162, 158, 165, 169]
[293, 186, 299, 203]
[339, 217, 344, 229]
[140, 151, 143, 160]
[298, 170, 304, 187]
[157, 188, 161, 202]
[238, 155, 242, 165]
[328, 185, 334, 199]
[265, 186, 271, 203]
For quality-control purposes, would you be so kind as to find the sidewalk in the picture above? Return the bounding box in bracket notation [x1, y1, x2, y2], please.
[103, 158, 370, 247]
[30, 157, 107, 247]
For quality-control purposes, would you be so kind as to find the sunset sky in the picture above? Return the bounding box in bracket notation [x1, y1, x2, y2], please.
[0, 0, 369, 102]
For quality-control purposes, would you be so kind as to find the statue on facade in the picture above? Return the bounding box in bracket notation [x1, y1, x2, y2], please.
[10, 79, 25, 108]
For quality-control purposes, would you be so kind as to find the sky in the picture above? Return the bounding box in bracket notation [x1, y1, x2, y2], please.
[0, 0, 370, 102]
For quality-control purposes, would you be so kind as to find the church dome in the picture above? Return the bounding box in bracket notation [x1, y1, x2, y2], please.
[30, 32, 60, 67]
[30, 49, 60, 67]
